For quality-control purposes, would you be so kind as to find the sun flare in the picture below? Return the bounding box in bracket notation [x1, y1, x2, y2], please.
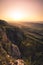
[7, 11, 23, 21]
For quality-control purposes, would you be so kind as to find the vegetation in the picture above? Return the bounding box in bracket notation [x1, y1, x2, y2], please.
[0, 20, 43, 65]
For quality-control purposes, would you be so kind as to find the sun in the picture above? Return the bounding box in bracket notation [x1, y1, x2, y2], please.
[7, 11, 23, 21]
[14, 12, 22, 19]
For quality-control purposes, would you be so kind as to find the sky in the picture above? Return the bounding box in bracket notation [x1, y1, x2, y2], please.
[0, 0, 43, 22]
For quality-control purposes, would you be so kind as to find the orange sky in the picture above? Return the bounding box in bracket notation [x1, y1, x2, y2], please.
[0, 0, 43, 22]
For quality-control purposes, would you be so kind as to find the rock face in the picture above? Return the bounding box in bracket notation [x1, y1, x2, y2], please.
[11, 44, 21, 58]
[0, 25, 21, 58]
[0, 20, 25, 65]
[15, 59, 25, 65]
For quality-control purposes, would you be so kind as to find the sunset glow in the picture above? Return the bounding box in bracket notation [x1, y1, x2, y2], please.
[0, 0, 43, 22]
[6, 10, 24, 21]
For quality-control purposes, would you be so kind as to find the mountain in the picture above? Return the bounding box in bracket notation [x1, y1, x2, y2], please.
[0, 20, 25, 65]
[0, 20, 43, 65]
[0, 20, 8, 26]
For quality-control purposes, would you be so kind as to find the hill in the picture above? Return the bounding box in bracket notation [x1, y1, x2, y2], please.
[0, 20, 43, 65]
[0, 20, 25, 65]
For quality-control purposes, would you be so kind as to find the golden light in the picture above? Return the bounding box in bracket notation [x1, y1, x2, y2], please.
[6, 10, 23, 21]
[14, 12, 22, 20]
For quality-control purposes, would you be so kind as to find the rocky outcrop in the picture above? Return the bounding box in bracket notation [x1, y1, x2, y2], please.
[0, 27, 21, 58]
[0, 20, 25, 65]
[15, 59, 25, 65]
[0, 20, 8, 26]
[11, 44, 21, 58]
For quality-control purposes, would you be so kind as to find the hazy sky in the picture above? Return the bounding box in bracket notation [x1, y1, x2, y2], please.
[0, 0, 43, 22]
